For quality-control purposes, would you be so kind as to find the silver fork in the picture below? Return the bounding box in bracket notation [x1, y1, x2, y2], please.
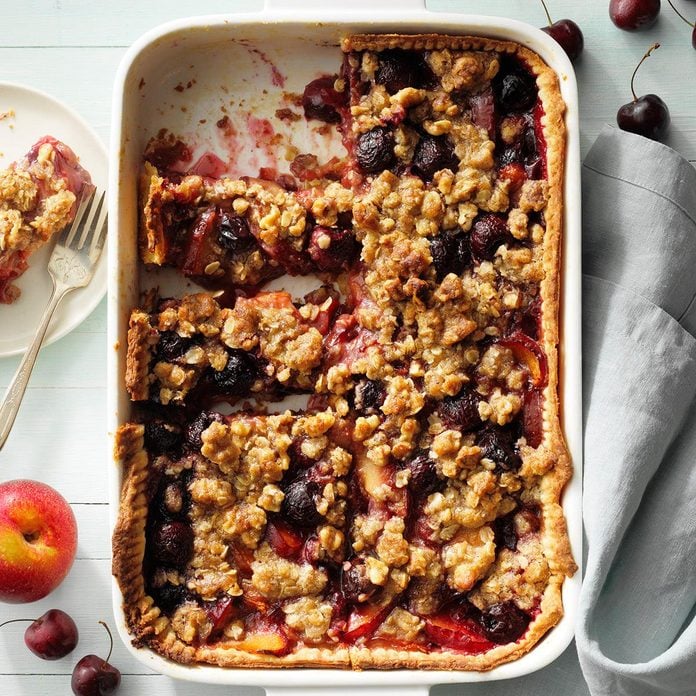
[0, 189, 107, 452]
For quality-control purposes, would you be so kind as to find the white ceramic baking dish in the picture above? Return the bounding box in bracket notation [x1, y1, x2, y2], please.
[107, 1, 583, 692]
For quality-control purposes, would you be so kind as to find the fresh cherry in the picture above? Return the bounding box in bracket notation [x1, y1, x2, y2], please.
[667, 0, 696, 48]
[617, 43, 670, 141]
[539, 0, 584, 60]
[0, 609, 78, 660]
[355, 126, 396, 174]
[71, 621, 121, 696]
[610, 0, 661, 30]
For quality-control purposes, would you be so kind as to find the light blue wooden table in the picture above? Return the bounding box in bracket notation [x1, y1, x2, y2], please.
[0, 1, 694, 694]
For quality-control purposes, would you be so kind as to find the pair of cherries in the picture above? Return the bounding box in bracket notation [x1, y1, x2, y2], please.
[0, 610, 120, 695]
[540, 0, 672, 141]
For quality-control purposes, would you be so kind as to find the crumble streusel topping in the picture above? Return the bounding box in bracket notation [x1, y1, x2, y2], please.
[115, 33, 575, 669]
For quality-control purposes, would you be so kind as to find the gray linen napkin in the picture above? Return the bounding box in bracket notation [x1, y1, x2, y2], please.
[577, 126, 696, 695]
[435, 125, 696, 696]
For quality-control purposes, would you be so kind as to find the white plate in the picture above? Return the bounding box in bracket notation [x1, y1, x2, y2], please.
[0, 82, 107, 358]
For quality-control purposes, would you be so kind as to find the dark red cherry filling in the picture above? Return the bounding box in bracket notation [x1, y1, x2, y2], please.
[353, 378, 386, 414]
[184, 411, 223, 453]
[429, 230, 471, 280]
[494, 511, 518, 551]
[511, 296, 542, 340]
[308, 225, 360, 272]
[286, 437, 316, 473]
[340, 558, 379, 603]
[468, 87, 497, 140]
[156, 331, 195, 362]
[476, 426, 522, 472]
[494, 57, 538, 113]
[374, 48, 434, 93]
[424, 598, 531, 651]
[152, 474, 190, 522]
[281, 478, 324, 528]
[437, 387, 483, 432]
[479, 601, 531, 644]
[144, 420, 182, 456]
[148, 583, 194, 615]
[355, 126, 396, 174]
[217, 211, 254, 253]
[402, 449, 442, 496]
[470, 214, 512, 261]
[150, 521, 195, 569]
[523, 388, 544, 448]
[302, 75, 348, 124]
[209, 349, 261, 396]
[412, 134, 458, 181]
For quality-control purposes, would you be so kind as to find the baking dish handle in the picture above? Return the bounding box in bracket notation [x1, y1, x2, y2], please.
[265, 688, 430, 696]
[264, 0, 427, 12]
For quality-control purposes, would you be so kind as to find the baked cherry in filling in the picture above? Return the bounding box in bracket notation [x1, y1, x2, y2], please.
[118, 33, 574, 668]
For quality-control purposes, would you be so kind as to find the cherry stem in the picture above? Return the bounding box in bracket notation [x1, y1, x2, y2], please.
[0, 619, 33, 629]
[98, 621, 114, 664]
[667, 0, 695, 27]
[539, 0, 554, 26]
[630, 43, 660, 102]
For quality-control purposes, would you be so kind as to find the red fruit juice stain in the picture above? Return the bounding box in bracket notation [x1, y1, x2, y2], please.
[189, 151, 227, 178]
[248, 47, 286, 87]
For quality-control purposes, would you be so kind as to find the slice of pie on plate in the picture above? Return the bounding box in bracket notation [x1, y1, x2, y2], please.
[0, 135, 93, 303]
